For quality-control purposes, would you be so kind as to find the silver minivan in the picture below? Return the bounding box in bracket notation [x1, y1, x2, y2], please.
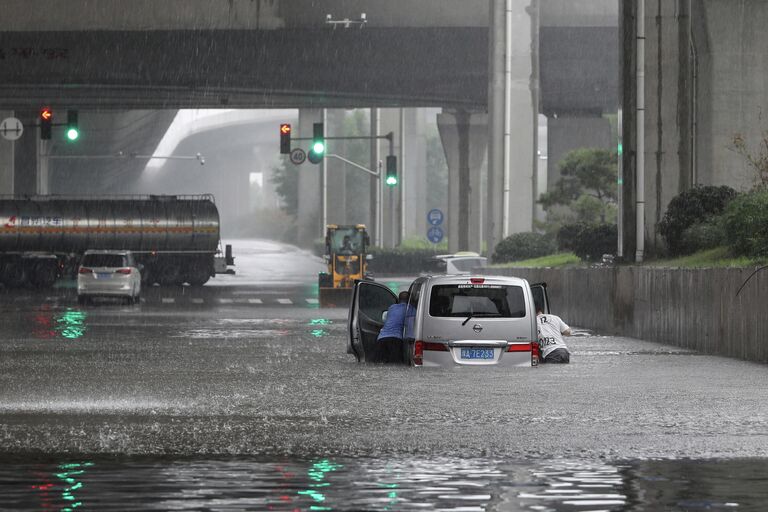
[348, 275, 550, 367]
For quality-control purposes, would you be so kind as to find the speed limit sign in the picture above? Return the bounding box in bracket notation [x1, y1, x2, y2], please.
[290, 148, 306, 165]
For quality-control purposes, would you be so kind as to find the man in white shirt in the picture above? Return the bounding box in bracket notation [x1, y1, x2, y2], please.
[536, 308, 572, 364]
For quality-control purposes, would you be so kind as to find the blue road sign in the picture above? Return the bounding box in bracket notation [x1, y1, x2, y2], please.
[427, 208, 444, 226]
[427, 226, 444, 244]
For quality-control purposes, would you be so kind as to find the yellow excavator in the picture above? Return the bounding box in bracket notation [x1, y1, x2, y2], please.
[318, 224, 370, 307]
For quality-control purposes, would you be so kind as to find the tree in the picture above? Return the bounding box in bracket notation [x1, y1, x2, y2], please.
[270, 157, 298, 217]
[539, 148, 618, 225]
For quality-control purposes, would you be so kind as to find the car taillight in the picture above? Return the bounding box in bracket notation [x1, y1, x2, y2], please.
[470, 277, 485, 284]
[413, 340, 424, 366]
[531, 342, 540, 366]
[507, 342, 533, 352]
[78, 267, 93, 274]
[423, 342, 448, 352]
[115, 268, 132, 274]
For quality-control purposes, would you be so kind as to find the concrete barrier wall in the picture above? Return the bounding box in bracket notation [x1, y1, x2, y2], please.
[484, 267, 768, 363]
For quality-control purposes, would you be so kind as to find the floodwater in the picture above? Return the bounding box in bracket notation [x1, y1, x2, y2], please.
[2, 456, 767, 511]
[3, 240, 768, 510]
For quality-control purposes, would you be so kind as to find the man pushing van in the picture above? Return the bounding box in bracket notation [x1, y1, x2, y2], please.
[536, 307, 572, 363]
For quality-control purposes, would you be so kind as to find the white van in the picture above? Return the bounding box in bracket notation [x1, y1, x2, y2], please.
[347, 275, 550, 367]
[423, 252, 488, 275]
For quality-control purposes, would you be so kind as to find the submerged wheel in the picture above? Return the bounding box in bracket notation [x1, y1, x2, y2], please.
[30, 261, 58, 288]
[185, 262, 211, 286]
[1, 261, 26, 288]
[157, 264, 181, 286]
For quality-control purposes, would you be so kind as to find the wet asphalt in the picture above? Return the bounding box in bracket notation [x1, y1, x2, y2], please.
[1, 240, 767, 461]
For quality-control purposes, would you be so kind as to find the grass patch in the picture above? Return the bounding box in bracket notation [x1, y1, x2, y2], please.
[648, 247, 767, 268]
[490, 252, 581, 268]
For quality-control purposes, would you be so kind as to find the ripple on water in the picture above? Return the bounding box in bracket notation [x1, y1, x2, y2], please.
[0, 457, 765, 511]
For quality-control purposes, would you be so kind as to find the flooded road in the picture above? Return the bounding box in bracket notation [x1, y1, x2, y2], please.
[2, 456, 768, 511]
[1, 240, 767, 510]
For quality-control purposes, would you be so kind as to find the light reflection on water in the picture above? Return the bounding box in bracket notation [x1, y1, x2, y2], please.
[32, 306, 88, 340]
[2, 457, 767, 511]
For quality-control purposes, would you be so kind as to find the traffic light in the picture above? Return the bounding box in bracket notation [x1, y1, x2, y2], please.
[279, 123, 291, 154]
[308, 122, 325, 164]
[385, 155, 398, 186]
[39, 107, 53, 140]
[66, 110, 79, 141]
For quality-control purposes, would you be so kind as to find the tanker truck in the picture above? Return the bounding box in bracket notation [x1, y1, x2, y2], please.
[0, 194, 234, 288]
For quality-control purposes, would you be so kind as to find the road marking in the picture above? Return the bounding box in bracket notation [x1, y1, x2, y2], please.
[306, 298, 319, 304]
[191, 298, 204, 304]
[277, 298, 293, 305]
[161, 298, 175, 304]
[247, 298, 263, 304]
[218, 298, 234, 304]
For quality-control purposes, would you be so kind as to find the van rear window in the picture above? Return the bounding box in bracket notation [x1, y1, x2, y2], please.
[429, 284, 527, 318]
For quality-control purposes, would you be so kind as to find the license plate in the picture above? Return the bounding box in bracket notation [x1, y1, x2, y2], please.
[97, 272, 112, 279]
[460, 347, 495, 360]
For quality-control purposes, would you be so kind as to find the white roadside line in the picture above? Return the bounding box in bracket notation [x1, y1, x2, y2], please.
[218, 298, 234, 304]
[161, 298, 175, 304]
[191, 298, 204, 304]
[277, 298, 293, 305]
[306, 298, 319, 304]
[247, 298, 263, 304]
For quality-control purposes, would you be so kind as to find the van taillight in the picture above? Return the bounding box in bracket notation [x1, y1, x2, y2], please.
[470, 277, 485, 284]
[531, 342, 540, 366]
[507, 342, 533, 352]
[78, 267, 92, 274]
[115, 268, 132, 274]
[423, 342, 448, 352]
[414, 340, 424, 366]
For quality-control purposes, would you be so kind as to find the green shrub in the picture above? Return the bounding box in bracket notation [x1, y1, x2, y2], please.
[680, 218, 726, 254]
[658, 185, 738, 256]
[492, 232, 556, 263]
[556, 223, 585, 252]
[566, 223, 617, 261]
[721, 187, 768, 258]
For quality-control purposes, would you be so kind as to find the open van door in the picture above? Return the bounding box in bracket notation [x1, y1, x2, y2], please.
[530, 282, 550, 314]
[347, 280, 398, 362]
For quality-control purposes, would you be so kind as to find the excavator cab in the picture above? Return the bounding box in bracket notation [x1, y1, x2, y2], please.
[318, 224, 370, 307]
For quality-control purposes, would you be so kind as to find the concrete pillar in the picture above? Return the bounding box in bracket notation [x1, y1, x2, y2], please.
[380, 108, 402, 248]
[403, 109, 428, 242]
[437, 109, 487, 253]
[0, 110, 14, 194]
[296, 108, 323, 246]
[369, 108, 381, 246]
[13, 111, 40, 196]
[325, 109, 347, 226]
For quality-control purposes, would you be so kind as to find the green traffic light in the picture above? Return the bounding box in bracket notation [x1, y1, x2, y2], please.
[66, 128, 79, 141]
[386, 176, 398, 186]
[313, 141, 325, 154]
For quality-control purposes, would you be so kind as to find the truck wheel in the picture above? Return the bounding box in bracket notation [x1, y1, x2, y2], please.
[157, 264, 181, 286]
[185, 263, 211, 286]
[30, 262, 57, 288]
[187, 273, 210, 286]
[1, 261, 26, 288]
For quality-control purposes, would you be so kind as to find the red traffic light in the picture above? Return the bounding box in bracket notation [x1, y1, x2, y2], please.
[40, 107, 53, 140]
[279, 123, 292, 154]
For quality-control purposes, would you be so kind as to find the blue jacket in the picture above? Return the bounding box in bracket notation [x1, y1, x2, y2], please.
[377, 303, 408, 340]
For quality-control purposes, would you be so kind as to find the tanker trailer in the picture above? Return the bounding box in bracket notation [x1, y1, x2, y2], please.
[0, 195, 234, 288]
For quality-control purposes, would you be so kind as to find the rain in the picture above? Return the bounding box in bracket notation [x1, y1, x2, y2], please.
[1, 1, 768, 510]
